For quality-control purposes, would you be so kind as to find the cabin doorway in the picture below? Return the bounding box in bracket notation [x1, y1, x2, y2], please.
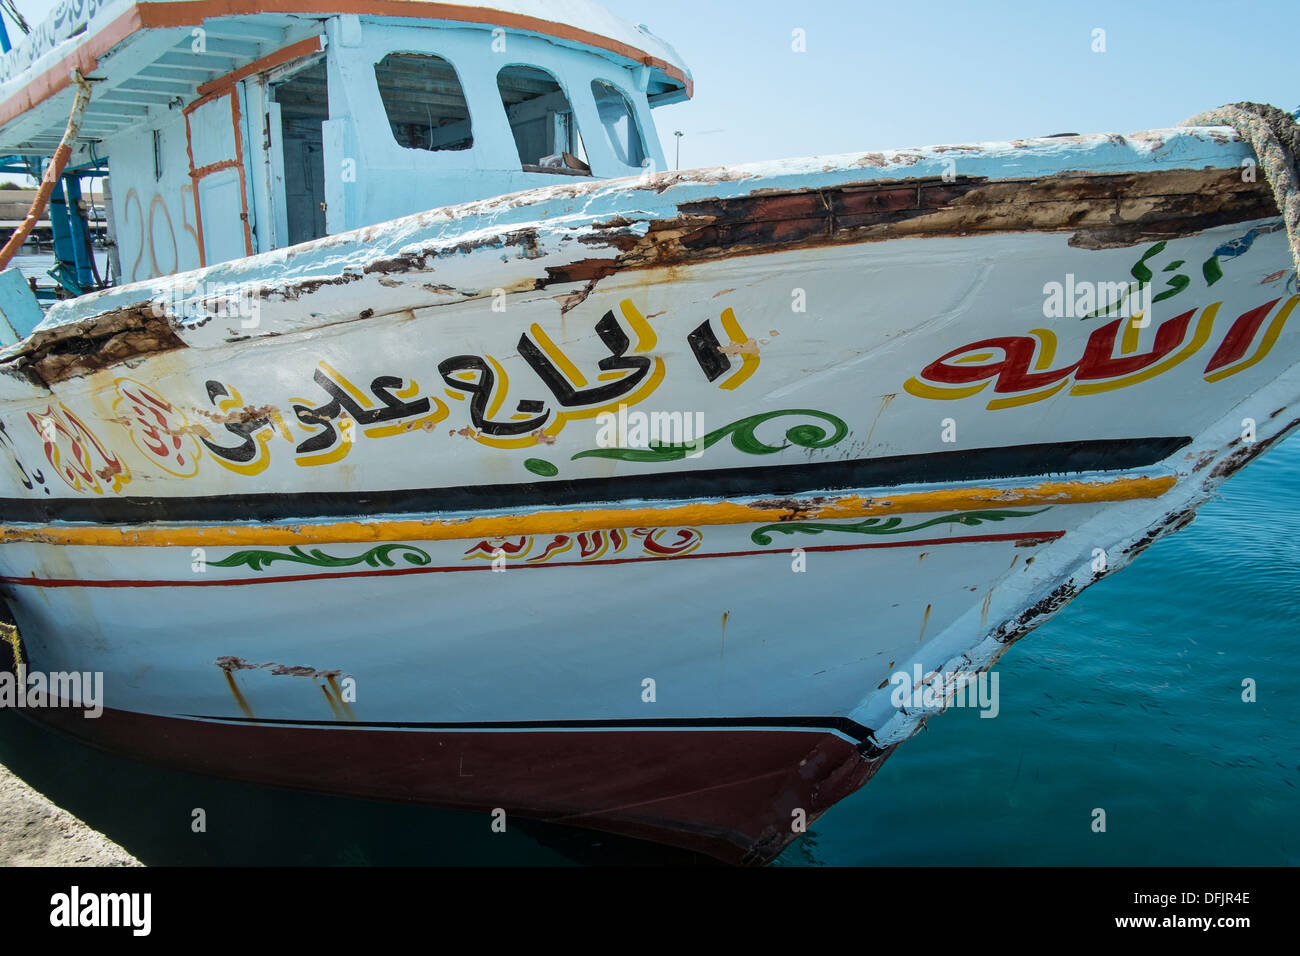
[270, 58, 328, 247]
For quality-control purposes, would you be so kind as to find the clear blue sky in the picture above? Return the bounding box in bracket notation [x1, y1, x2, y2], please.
[9, 0, 1299, 169]
[603, 0, 1300, 168]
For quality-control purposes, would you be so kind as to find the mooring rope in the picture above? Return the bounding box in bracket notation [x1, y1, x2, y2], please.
[0, 71, 93, 273]
[1182, 103, 1300, 279]
[1, 620, 23, 688]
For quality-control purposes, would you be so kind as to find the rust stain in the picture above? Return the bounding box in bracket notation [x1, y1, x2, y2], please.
[262, 272, 365, 300]
[214, 654, 352, 722]
[319, 683, 344, 719]
[1122, 508, 1198, 558]
[222, 671, 255, 719]
[863, 393, 896, 449]
[993, 582, 1079, 644]
[216, 657, 257, 719]
[1013, 534, 1057, 548]
[194, 403, 278, 426]
[747, 495, 834, 521]
[555, 275, 602, 315]
[326, 674, 357, 721]
[1209, 416, 1300, 480]
[918, 603, 932, 643]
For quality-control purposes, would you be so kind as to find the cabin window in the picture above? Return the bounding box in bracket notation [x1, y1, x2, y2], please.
[497, 65, 590, 175]
[590, 81, 645, 167]
[374, 53, 473, 151]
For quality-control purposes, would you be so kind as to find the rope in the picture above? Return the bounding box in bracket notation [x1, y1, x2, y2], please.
[1181, 102, 1300, 279]
[1, 620, 23, 688]
[0, 71, 93, 273]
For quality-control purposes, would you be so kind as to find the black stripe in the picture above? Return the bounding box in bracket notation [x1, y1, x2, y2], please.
[182, 712, 885, 754]
[0, 436, 1188, 525]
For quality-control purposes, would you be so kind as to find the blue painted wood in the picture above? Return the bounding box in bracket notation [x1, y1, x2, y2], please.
[0, 266, 44, 346]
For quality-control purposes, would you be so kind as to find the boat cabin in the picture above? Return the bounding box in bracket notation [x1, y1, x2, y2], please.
[0, 0, 689, 324]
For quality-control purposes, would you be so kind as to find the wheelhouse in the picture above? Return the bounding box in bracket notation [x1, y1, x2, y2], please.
[0, 0, 690, 339]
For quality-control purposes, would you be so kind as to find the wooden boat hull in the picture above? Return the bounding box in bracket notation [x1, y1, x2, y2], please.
[1, 127, 1296, 863]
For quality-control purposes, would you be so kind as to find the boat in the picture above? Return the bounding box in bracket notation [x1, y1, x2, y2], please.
[0, 0, 1297, 865]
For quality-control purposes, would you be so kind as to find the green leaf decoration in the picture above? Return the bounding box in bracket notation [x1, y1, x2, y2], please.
[208, 544, 433, 572]
[524, 458, 559, 477]
[750, 508, 1049, 545]
[571, 409, 849, 463]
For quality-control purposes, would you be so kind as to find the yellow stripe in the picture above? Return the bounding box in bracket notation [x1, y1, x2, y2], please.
[619, 299, 657, 351]
[986, 378, 1069, 410]
[0, 475, 1176, 549]
[1070, 303, 1220, 396]
[717, 308, 760, 391]
[1120, 313, 1145, 355]
[484, 355, 510, 421]
[528, 323, 588, 388]
[294, 418, 355, 467]
[318, 361, 372, 409]
[903, 377, 989, 401]
[1029, 328, 1057, 371]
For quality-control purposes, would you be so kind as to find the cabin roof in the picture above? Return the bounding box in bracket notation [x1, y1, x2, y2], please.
[0, 0, 691, 154]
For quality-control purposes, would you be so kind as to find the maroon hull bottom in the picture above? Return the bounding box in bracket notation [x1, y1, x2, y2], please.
[31, 706, 892, 864]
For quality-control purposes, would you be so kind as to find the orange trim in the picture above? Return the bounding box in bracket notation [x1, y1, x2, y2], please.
[183, 88, 253, 263]
[136, 1, 691, 95]
[228, 86, 254, 255]
[190, 158, 241, 177]
[0, 2, 690, 133]
[0, 7, 142, 131]
[195, 34, 325, 98]
[182, 101, 207, 266]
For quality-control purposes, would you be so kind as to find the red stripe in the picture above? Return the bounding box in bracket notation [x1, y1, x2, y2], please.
[1202, 299, 1280, 374]
[0, 531, 1064, 589]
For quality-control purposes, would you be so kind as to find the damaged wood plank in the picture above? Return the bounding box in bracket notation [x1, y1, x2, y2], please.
[543, 167, 1278, 289]
[12, 305, 185, 387]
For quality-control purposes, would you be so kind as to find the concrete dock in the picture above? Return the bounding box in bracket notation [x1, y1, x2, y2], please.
[0, 762, 140, 866]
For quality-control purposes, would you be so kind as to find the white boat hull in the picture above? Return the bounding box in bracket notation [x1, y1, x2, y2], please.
[1, 128, 1296, 861]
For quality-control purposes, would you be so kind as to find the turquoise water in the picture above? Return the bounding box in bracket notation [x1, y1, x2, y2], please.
[783, 434, 1300, 866]
[1, 437, 1297, 865]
